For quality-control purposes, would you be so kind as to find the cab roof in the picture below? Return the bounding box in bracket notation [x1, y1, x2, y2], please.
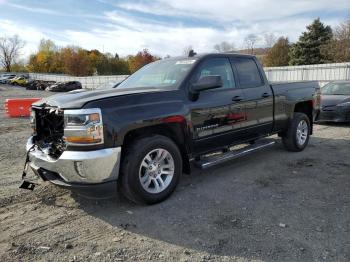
[165, 52, 257, 62]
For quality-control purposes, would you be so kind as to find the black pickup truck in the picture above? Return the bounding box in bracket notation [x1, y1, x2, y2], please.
[23, 53, 320, 204]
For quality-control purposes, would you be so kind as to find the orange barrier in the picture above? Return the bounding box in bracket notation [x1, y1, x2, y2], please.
[4, 98, 41, 117]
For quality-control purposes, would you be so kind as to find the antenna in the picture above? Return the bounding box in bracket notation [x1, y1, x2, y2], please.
[188, 50, 197, 57]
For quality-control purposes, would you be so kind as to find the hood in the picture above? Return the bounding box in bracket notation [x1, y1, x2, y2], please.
[33, 87, 169, 109]
[321, 94, 350, 108]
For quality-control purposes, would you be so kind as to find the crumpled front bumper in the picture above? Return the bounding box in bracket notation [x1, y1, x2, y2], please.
[26, 137, 121, 196]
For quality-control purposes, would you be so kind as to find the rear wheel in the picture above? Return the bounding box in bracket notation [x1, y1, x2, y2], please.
[119, 135, 182, 204]
[282, 112, 310, 152]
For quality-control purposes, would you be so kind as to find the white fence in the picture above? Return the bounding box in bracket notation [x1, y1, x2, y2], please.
[16, 62, 350, 89]
[265, 62, 350, 82]
[28, 73, 128, 89]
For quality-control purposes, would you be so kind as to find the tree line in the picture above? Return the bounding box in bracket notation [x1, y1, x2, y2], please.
[0, 38, 159, 76]
[210, 18, 349, 67]
[0, 18, 349, 75]
[263, 18, 350, 66]
[27, 39, 160, 76]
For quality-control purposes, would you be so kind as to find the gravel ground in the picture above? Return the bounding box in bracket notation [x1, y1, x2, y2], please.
[0, 84, 349, 262]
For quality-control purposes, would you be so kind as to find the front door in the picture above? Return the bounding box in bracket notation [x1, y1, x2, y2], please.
[188, 57, 247, 154]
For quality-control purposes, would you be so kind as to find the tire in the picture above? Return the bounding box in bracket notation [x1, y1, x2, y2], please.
[119, 135, 182, 204]
[282, 112, 311, 152]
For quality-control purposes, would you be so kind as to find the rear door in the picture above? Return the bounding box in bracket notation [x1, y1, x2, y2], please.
[231, 57, 274, 136]
[189, 57, 247, 154]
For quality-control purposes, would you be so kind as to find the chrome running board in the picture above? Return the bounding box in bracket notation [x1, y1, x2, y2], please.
[195, 139, 276, 169]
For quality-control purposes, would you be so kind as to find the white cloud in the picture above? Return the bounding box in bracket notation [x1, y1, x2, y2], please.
[0, 1, 348, 59]
[0, 19, 69, 60]
[117, 0, 350, 22]
[61, 10, 341, 57]
[6, 3, 63, 15]
[0, 20, 46, 58]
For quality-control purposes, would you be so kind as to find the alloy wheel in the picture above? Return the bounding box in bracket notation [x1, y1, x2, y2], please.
[139, 148, 175, 194]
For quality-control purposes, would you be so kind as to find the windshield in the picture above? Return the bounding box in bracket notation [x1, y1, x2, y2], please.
[117, 58, 196, 89]
[322, 82, 350, 95]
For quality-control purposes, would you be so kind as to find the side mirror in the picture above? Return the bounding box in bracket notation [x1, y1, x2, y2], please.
[189, 75, 223, 100]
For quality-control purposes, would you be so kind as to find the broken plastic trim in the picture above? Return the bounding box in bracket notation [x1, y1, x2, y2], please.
[19, 144, 37, 191]
[19, 180, 36, 191]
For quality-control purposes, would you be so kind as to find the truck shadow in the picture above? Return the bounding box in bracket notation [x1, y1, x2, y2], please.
[71, 135, 350, 261]
[316, 122, 350, 128]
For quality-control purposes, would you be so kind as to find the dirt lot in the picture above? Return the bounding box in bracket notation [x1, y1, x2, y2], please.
[0, 84, 349, 262]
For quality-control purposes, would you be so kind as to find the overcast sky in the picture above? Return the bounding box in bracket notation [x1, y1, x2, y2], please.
[0, 0, 349, 59]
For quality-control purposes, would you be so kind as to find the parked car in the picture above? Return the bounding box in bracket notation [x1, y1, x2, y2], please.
[0, 74, 16, 84]
[316, 81, 350, 123]
[23, 53, 321, 204]
[25, 80, 36, 90]
[26, 80, 56, 91]
[46, 81, 82, 92]
[0, 73, 15, 78]
[10, 76, 28, 86]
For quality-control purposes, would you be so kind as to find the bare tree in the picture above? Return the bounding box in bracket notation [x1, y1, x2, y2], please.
[334, 19, 350, 40]
[0, 35, 25, 72]
[213, 41, 235, 52]
[244, 34, 259, 54]
[183, 45, 193, 56]
[321, 19, 350, 62]
[264, 33, 277, 48]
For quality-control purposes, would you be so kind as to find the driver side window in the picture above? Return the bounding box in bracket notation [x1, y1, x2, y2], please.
[195, 58, 236, 89]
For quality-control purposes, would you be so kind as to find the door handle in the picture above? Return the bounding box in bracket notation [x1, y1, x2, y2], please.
[232, 96, 242, 101]
[262, 92, 270, 98]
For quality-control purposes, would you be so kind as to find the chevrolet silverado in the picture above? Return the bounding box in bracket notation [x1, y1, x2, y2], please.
[22, 53, 321, 204]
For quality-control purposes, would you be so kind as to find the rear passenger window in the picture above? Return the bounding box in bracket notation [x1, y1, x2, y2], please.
[233, 58, 263, 88]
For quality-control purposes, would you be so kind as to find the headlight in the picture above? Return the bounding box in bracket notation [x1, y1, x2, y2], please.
[64, 108, 104, 145]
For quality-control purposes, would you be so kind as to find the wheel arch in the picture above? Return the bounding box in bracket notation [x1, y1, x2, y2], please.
[121, 123, 191, 174]
[293, 100, 313, 135]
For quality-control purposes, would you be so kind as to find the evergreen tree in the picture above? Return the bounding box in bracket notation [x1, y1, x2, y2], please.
[289, 18, 332, 65]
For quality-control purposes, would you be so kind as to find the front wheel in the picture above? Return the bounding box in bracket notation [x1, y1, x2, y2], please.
[282, 112, 311, 152]
[119, 135, 182, 204]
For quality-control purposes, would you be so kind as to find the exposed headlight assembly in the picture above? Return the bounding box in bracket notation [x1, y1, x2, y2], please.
[64, 108, 104, 145]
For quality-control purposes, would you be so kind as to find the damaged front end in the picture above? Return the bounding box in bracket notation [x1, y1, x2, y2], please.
[20, 105, 66, 190]
[29, 106, 106, 159]
[30, 106, 66, 159]
[21, 105, 121, 196]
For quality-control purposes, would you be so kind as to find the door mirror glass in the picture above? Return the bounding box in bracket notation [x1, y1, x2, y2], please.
[191, 75, 223, 93]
